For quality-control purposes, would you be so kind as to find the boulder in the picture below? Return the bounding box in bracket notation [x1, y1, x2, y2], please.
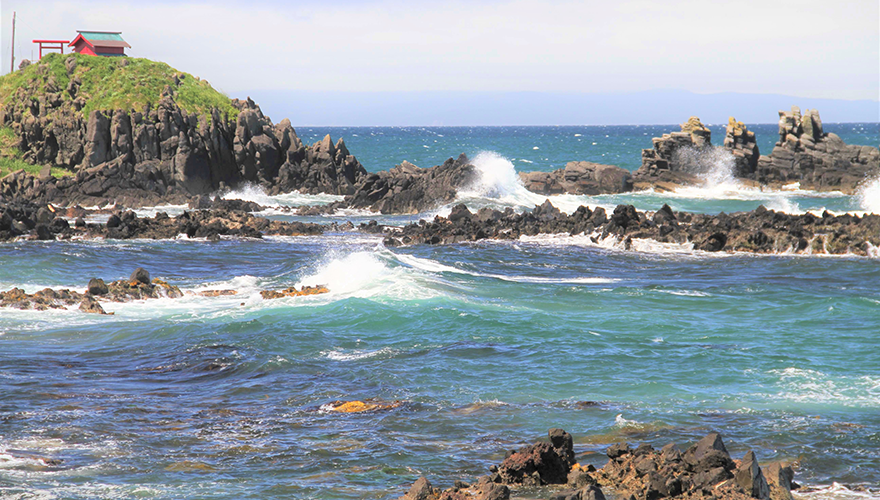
[78, 296, 107, 314]
[735, 451, 770, 500]
[87, 278, 109, 296]
[130, 267, 151, 285]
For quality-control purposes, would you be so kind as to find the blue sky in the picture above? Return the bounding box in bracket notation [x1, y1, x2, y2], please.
[1, 0, 877, 124]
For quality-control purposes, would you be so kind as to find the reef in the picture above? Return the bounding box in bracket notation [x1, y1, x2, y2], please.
[383, 201, 880, 257]
[0, 267, 329, 314]
[0, 199, 327, 242]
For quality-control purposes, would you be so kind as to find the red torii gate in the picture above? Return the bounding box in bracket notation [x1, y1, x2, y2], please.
[32, 40, 70, 59]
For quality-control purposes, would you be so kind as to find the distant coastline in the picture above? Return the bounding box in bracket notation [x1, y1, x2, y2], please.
[242, 89, 880, 127]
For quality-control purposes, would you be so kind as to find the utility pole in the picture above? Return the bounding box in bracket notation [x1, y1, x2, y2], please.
[10, 11, 16, 73]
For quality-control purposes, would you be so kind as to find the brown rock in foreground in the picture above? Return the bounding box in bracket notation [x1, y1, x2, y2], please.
[398, 431, 797, 500]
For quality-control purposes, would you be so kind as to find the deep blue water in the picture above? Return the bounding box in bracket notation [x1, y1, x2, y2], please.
[1, 125, 879, 499]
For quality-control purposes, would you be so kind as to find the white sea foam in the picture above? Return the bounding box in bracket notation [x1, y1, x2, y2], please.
[394, 252, 615, 284]
[857, 174, 880, 214]
[768, 367, 880, 408]
[221, 183, 344, 209]
[293, 248, 448, 302]
[798, 483, 880, 500]
[132, 204, 189, 218]
[322, 346, 399, 361]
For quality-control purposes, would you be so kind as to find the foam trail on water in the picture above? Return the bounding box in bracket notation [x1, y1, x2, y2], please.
[221, 183, 344, 208]
[858, 174, 880, 214]
[395, 253, 616, 284]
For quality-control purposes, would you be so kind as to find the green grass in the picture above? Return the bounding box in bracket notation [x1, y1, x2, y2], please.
[0, 53, 239, 121]
[0, 126, 71, 179]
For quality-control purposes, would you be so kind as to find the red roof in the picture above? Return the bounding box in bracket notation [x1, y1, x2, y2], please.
[69, 33, 132, 49]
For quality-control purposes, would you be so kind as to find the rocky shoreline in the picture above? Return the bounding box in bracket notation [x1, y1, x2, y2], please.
[397, 430, 797, 500]
[2, 195, 878, 258]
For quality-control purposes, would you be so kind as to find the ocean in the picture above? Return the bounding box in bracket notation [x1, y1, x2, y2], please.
[1, 125, 879, 499]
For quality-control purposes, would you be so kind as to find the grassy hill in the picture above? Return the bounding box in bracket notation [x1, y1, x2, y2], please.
[0, 54, 240, 178]
[0, 53, 239, 120]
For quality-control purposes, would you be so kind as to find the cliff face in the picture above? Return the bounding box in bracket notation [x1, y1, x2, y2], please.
[0, 55, 367, 206]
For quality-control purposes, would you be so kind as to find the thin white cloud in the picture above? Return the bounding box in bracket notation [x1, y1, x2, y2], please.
[2, 0, 878, 99]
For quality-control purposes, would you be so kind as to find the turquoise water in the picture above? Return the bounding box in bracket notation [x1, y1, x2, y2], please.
[2, 126, 879, 499]
[297, 123, 879, 173]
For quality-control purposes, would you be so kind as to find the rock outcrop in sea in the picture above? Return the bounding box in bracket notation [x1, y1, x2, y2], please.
[632, 117, 712, 190]
[632, 110, 877, 193]
[750, 106, 879, 192]
[723, 117, 760, 177]
[519, 161, 633, 195]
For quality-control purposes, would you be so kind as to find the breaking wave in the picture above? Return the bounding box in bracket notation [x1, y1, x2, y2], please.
[858, 175, 880, 214]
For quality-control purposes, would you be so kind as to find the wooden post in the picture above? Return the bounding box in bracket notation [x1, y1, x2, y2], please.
[10, 12, 15, 73]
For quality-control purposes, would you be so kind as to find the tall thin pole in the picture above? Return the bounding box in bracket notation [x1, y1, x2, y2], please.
[10, 12, 15, 73]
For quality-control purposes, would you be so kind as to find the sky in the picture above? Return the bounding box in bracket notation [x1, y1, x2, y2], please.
[1, 0, 878, 124]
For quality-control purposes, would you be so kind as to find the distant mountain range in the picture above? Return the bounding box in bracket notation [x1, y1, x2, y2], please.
[237, 89, 879, 127]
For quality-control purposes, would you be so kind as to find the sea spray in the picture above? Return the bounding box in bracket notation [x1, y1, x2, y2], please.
[672, 145, 738, 189]
[294, 248, 448, 301]
[857, 174, 880, 214]
[221, 183, 344, 208]
[451, 152, 607, 215]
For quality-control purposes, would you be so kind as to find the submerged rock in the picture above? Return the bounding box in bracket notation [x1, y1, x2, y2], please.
[322, 400, 403, 413]
[259, 285, 329, 299]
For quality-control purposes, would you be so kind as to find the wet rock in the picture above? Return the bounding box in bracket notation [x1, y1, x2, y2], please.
[260, 285, 329, 299]
[87, 278, 109, 295]
[130, 267, 151, 285]
[323, 400, 403, 413]
[79, 296, 108, 314]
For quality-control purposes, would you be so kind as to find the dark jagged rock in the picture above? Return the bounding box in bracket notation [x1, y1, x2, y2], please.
[0, 201, 326, 243]
[752, 106, 879, 193]
[519, 161, 633, 195]
[344, 156, 477, 214]
[496, 428, 575, 486]
[87, 278, 108, 295]
[385, 201, 880, 257]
